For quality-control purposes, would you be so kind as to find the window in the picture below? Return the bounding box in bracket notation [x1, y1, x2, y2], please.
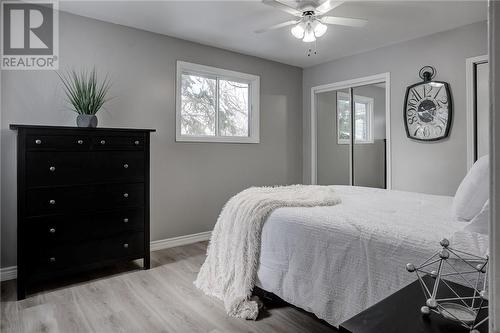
[176, 61, 260, 143]
[337, 92, 374, 144]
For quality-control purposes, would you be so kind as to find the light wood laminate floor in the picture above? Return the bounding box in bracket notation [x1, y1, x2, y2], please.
[1, 242, 337, 333]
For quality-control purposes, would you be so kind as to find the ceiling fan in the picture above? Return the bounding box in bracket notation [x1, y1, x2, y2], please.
[255, 0, 368, 43]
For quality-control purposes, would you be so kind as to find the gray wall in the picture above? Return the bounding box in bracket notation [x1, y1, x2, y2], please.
[316, 86, 386, 188]
[0, 13, 303, 267]
[303, 21, 488, 195]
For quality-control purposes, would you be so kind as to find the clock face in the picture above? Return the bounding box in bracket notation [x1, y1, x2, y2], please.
[404, 81, 452, 141]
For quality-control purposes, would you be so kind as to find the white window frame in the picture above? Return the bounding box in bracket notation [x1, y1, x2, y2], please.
[336, 92, 374, 145]
[176, 61, 260, 143]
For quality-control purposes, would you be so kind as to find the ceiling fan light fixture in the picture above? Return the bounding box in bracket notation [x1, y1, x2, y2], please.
[291, 22, 305, 39]
[302, 23, 316, 43]
[313, 20, 327, 37]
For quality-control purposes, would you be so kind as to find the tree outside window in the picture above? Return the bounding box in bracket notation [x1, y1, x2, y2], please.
[176, 61, 259, 143]
[337, 92, 374, 144]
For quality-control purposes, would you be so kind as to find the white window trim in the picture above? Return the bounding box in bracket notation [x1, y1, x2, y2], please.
[336, 92, 374, 145]
[176, 61, 260, 143]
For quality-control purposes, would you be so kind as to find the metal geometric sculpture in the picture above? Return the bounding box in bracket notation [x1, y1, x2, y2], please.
[406, 239, 488, 333]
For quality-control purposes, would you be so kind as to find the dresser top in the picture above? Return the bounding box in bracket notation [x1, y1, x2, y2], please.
[10, 124, 156, 132]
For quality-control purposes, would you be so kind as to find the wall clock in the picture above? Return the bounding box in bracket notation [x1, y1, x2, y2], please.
[404, 66, 452, 141]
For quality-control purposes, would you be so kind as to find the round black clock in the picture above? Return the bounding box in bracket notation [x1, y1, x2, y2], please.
[404, 66, 452, 141]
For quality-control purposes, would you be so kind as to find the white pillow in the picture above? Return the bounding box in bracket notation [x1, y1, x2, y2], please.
[464, 200, 489, 234]
[452, 155, 489, 221]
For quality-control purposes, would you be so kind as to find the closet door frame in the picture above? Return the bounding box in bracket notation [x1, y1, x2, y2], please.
[466, 54, 489, 170]
[310, 72, 391, 189]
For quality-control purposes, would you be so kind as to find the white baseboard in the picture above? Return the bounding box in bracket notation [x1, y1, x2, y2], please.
[0, 266, 17, 282]
[150, 231, 211, 252]
[0, 231, 212, 282]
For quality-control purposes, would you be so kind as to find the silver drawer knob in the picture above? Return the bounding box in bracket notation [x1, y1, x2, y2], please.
[49, 166, 56, 172]
[49, 199, 56, 205]
[77, 139, 83, 145]
[123, 218, 129, 223]
[134, 140, 140, 145]
[123, 193, 129, 198]
[35, 139, 42, 145]
[49, 228, 56, 234]
[123, 164, 129, 169]
[123, 243, 129, 248]
[100, 140, 106, 145]
[49, 257, 56, 262]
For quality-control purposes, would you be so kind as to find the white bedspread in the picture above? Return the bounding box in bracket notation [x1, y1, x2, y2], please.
[195, 185, 341, 320]
[256, 186, 489, 327]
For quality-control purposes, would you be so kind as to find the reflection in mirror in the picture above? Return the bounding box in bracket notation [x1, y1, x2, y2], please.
[316, 88, 351, 185]
[353, 83, 386, 189]
[476, 62, 489, 159]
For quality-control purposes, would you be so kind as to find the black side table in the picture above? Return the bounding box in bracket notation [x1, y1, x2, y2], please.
[339, 276, 488, 333]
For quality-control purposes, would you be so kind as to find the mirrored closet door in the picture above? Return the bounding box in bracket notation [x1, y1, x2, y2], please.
[317, 88, 351, 186]
[353, 83, 386, 188]
[315, 80, 387, 189]
[467, 55, 489, 170]
[475, 61, 489, 159]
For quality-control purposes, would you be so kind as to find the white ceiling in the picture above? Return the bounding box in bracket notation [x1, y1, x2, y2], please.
[60, 1, 487, 68]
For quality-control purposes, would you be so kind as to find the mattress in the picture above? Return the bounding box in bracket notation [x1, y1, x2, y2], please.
[256, 185, 489, 327]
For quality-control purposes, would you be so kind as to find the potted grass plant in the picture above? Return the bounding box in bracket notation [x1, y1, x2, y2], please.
[57, 68, 112, 128]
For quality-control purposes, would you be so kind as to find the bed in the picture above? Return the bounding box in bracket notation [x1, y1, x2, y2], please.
[256, 185, 489, 327]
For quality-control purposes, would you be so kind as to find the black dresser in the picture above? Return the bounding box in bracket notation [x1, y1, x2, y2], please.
[10, 125, 155, 300]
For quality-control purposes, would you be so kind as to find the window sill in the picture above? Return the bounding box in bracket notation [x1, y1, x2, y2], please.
[337, 141, 375, 145]
[176, 135, 260, 144]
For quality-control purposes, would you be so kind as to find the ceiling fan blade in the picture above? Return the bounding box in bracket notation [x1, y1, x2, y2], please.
[316, 0, 344, 15]
[321, 16, 368, 27]
[255, 20, 298, 33]
[261, 0, 302, 17]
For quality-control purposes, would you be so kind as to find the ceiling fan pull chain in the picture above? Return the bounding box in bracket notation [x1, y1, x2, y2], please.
[307, 40, 318, 57]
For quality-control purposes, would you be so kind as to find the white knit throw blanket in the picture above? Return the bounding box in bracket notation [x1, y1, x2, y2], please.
[194, 185, 341, 320]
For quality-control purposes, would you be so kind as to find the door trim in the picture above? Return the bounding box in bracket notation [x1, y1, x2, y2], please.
[310, 72, 391, 188]
[466, 54, 488, 170]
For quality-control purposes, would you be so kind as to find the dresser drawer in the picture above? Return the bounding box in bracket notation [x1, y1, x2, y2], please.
[26, 183, 145, 216]
[26, 152, 92, 186]
[27, 232, 145, 275]
[104, 232, 145, 261]
[25, 208, 144, 245]
[93, 135, 145, 150]
[27, 135, 90, 151]
[26, 151, 145, 186]
[93, 151, 145, 183]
